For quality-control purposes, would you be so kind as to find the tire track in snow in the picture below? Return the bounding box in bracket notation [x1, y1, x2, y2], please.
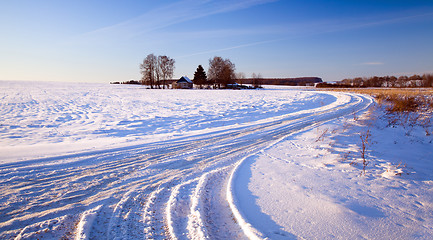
[187, 171, 214, 239]
[0, 91, 373, 239]
[166, 178, 199, 239]
[226, 92, 373, 239]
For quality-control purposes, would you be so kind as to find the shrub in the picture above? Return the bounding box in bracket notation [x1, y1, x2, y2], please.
[385, 95, 418, 113]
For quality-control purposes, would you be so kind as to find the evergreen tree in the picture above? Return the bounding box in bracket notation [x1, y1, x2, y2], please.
[193, 65, 207, 89]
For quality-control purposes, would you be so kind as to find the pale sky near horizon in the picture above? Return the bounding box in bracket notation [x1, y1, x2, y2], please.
[1, 0, 433, 83]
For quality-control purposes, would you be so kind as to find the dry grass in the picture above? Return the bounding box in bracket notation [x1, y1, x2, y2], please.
[315, 128, 328, 142]
[331, 87, 433, 96]
[328, 88, 433, 111]
[323, 88, 433, 131]
[359, 130, 371, 176]
[326, 88, 433, 107]
[351, 88, 433, 112]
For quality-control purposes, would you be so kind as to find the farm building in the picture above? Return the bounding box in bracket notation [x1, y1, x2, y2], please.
[172, 76, 193, 89]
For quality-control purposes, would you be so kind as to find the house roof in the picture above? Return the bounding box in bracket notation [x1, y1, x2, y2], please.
[177, 76, 192, 83]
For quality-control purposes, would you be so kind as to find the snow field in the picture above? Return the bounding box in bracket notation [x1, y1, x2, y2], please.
[0, 81, 326, 163]
[0, 81, 362, 239]
[2, 81, 430, 239]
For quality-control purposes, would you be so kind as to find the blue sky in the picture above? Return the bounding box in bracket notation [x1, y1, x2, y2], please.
[1, 0, 433, 83]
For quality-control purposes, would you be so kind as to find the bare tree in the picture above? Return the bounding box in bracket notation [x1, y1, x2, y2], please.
[423, 73, 433, 87]
[236, 72, 246, 85]
[140, 54, 157, 89]
[221, 61, 236, 87]
[158, 55, 175, 89]
[251, 73, 263, 88]
[208, 56, 224, 88]
[208, 56, 236, 88]
[140, 54, 175, 89]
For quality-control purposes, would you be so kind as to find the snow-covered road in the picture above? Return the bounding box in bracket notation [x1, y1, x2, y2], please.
[0, 82, 373, 239]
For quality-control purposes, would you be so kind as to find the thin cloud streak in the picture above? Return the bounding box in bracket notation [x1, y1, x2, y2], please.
[72, 0, 278, 43]
[281, 11, 433, 38]
[175, 10, 433, 58]
[177, 38, 283, 58]
[361, 62, 384, 65]
[155, 26, 286, 43]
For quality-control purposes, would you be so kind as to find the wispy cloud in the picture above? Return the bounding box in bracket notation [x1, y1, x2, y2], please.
[72, 0, 278, 43]
[361, 62, 384, 65]
[156, 25, 286, 42]
[178, 38, 283, 58]
[66, 2, 433, 62]
[351, 11, 433, 29]
[175, 10, 433, 58]
[276, 10, 433, 38]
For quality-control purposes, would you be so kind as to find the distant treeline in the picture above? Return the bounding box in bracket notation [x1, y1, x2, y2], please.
[111, 80, 176, 85]
[111, 80, 140, 85]
[238, 77, 322, 86]
[113, 77, 322, 86]
[317, 74, 433, 88]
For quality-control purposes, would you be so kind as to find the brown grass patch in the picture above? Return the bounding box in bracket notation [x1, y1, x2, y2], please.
[323, 88, 432, 113]
[321, 88, 433, 133]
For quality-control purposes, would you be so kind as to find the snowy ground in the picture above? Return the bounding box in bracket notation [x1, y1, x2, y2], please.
[0, 81, 432, 239]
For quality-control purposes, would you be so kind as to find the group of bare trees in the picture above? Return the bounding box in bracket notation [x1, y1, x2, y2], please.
[207, 57, 236, 88]
[140, 54, 175, 89]
[339, 74, 433, 88]
[140, 55, 263, 89]
[191, 57, 238, 89]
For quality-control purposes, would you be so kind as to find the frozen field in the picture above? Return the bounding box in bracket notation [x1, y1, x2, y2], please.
[0, 81, 432, 239]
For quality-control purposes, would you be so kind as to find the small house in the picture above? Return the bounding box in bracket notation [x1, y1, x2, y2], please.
[172, 76, 193, 89]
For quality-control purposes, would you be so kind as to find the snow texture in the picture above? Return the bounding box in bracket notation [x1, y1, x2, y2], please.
[0, 80, 432, 239]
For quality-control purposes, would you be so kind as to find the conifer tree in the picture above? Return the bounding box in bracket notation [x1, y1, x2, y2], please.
[193, 65, 207, 89]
